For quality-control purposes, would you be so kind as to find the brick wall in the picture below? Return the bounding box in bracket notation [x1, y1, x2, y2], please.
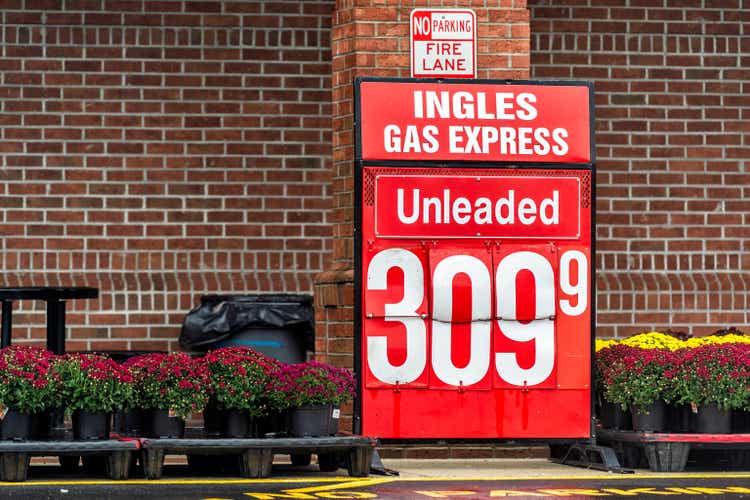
[530, 1, 750, 338]
[317, 0, 530, 434]
[0, 0, 332, 350]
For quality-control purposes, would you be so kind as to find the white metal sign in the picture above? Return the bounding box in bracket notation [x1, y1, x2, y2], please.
[410, 9, 477, 79]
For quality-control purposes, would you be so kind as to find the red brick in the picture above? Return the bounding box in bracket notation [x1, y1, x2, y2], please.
[0, 1, 332, 349]
[525, 3, 748, 337]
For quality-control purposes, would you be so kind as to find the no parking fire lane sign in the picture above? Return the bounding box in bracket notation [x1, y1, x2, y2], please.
[411, 9, 477, 79]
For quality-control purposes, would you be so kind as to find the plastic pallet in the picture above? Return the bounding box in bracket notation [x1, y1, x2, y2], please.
[140, 436, 376, 479]
[597, 430, 750, 472]
[0, 440, 140, 481]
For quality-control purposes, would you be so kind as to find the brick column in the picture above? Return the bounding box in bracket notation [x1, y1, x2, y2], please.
[315, 1, 530, 433]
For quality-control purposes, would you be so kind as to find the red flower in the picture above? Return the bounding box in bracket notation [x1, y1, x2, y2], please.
[125, 352, 210, 420]
[0, 345, 58, 413]
[265, 360, 356, 411]
[201, 347, 280, 416]
[53, 353, 136, 413]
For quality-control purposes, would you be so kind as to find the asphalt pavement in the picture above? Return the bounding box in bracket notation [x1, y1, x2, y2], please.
[1, 458, 750, 499]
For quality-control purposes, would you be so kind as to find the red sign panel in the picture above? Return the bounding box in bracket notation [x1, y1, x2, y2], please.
[356, 79, 593, 440]
[375, 174, 580, 239]
[358, 81, 591, 163]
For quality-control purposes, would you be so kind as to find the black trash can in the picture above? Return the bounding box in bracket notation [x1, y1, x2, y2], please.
[179, 294, 314, 364]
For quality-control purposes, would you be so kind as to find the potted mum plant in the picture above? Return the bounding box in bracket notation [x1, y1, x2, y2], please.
[0, 345, 58, 440]
[266, 361, 356, 437]
[594, 342, 631, 430]
[53, 353, 135, 440]
[601, 344, 676, 432]
[669, 343, 750, 433]
[202, 347, 280, 438]
[125, 352, 211, 438]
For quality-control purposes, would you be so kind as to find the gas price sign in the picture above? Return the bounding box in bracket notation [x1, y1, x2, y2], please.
[355, 78, 594, 440]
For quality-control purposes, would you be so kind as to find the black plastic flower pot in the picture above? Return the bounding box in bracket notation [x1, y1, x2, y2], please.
[72, 411, 111, 440]
[219, 410, 252, 438]
[1, 410, 32, 441]
[692, 403, 732, 434]
[203, 399, 221, 437]
[667, 404, 691, 433]
[30, 410, 52, 440]
[732, 409, 750, 433]
[257, 410, 290, 437]
[48, 407, 67, 434]
[113, 409, 144, 437]
[147, 410, 185, 439]
[598, 401, 632, 431]
[631, 401, 666, 432]
[330, 407, 340, 435]
[289, 404, 334, 437]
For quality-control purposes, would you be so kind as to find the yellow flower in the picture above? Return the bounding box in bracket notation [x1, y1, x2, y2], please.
[684, 334, 750, 348]
[595, 339, 618, 352]
[619, 332, 684, 351]
[596, 331, 750, 354]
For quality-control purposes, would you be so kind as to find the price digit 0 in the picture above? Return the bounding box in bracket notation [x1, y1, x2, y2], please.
[431, 255, 492, 386]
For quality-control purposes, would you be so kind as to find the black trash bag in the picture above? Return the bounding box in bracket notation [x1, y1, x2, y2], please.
[180, 300, 238, 349]
[179, 294, 314, 359]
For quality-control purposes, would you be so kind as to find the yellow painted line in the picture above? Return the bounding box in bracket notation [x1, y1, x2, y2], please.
[288, 478, 395, 493]
[380, 473, 750, 481]
[0, 477, 355, 486]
